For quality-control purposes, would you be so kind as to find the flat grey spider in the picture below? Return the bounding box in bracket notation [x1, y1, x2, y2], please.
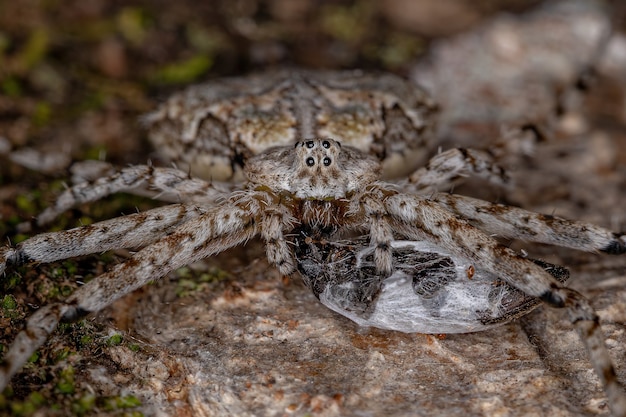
[1, 138, 626, 415]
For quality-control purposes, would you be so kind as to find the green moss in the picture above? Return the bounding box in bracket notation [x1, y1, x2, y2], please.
[27, 392, 45, 406]
[175, 278, 198, 298]
[176, 266, 192, 279]
[175, 266, 230, 298]
[1, 295, 20, 319]
[71, 393, 96, 415]
[33, 101, 52, 126]
[106, 333, 123, 346]
[202, 267, 230, 283]
[185, 24, 229, 54]
[55, 381, 75, 395]
[2, 294, 17, 310]
[117, 7, 150, 45]
[15, 194, 37, 215]
[76, 91, 106, 113]
[319, 2, 373, 43]
[55, 366, 75, 394]
[0, 272, 22, 292]
[27, 351, 39, 363]
[1, 76, 21, 97]
[370, 32, 425, 69]
[8, 391, 46, 416]
[11, 234, 29, 244]
[57, 322, 72, 333]
[117, 395, 142, 408]
[50, 267, 63, 279]
[62, 261, 79, 276]
[0, 31, 9, 56]
[54, 347, 72, 363]
[16, 27, 49, 70]
[6, 214, 22, 226]
[82, 145, 108, 161]
[48, 262, 79, 291]
[103, 394, 142, 411]
[79, 334, 93, 346]
[151, 55, 212, 85]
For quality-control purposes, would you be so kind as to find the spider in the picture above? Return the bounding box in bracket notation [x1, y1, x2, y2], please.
[1, 138, 626, 415]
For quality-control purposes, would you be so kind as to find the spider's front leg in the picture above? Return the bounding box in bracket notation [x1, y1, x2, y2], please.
[36, 164, 233, 226]
[432, 193, 626, 254]
[261, 206, 298, 275]
[0, 199, 261, 391]
[0, 204, 204, 275]
[384, 193, 626, 416]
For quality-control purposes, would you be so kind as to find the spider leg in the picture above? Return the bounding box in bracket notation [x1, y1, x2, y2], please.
[261, 206, 298, 275]
[1, 204, 204, 274]
[0, 200, 260, 390]
[401, 148, 510, 192]
[360, 195, 394, 275]
[384, 193, 626, 416]
[36, 164, 233, 226]
[432, 193, 626, 254]
[0, 139, 71, 173]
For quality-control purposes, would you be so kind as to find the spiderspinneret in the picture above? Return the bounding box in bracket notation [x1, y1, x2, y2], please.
[1, 138, 626, 416]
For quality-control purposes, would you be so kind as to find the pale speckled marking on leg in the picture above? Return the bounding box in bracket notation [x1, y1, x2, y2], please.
[358, 192, 394, 276]
[36, 165, 233, 226]
[0, 204, 204, 275]
[383, 193, 626, 416]
[431, 193, 626, 254]
[0, 304, 72, 390]
[0, 195, 262, 389]
[261, 208, 298, 276]
[403, 147, 510, 193]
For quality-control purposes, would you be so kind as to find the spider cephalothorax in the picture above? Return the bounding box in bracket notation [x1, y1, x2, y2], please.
[1, 137, 626, 415]
[246, 139, 380, 199]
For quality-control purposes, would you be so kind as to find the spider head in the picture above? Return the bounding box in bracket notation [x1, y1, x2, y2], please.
[245, 138, 381, 199]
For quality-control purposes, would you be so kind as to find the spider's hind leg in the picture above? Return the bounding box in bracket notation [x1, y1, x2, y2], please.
[542, 286, 626, 417]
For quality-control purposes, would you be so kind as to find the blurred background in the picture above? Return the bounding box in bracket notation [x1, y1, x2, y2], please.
[0, 0, 622, 165]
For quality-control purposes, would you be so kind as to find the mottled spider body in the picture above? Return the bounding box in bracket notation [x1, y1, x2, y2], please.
[1, 137, 626, 415]
[145, 69, 437, 181]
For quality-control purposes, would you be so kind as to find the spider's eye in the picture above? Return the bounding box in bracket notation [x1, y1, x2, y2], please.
[306, 157, 315, 166]
[322, 140, 330, 149]
[323, 157, 331, 166]
[306, 141, 315, 148]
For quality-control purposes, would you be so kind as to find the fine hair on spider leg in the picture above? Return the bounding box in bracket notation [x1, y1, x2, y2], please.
[1, 138, 626, 416]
